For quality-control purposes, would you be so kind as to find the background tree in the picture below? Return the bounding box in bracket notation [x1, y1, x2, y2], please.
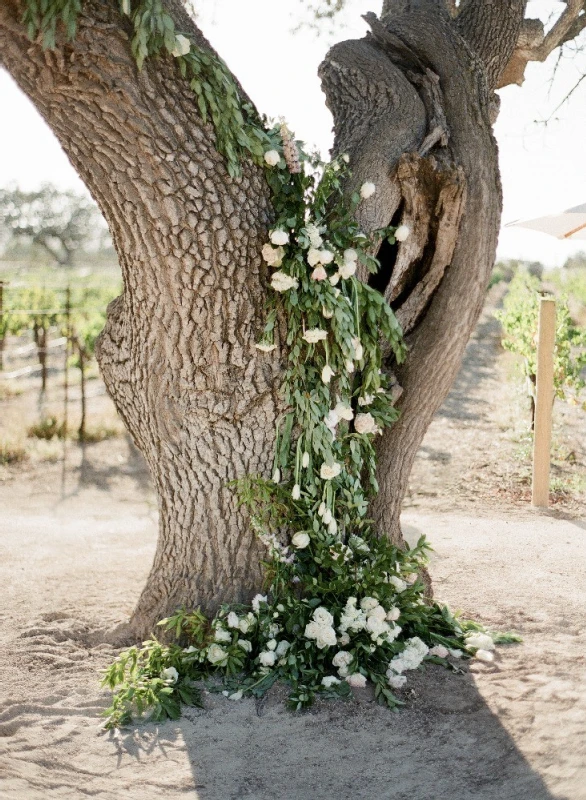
[1, 0, 585, 639]
[0, 184, 108, 267]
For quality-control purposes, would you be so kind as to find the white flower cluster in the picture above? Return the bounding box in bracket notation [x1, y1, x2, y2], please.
[387, 636, 429, 678]
[259, 638, 290, 668]
[304, 606, 337, 649]
[317, 500, 338, 535]
[338, 597, 402, 646]
[465, 631, 495, 662]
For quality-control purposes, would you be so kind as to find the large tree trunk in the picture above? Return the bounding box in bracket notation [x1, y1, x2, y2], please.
[0, 0, 526, 637]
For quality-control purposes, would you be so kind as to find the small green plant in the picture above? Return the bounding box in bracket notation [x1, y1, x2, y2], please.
[495, 271, 586, 425]
[27, 415, 67, 440]
[0, 441, 28, 465]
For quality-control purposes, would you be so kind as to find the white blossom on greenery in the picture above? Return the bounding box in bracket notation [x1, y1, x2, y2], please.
[272, 468, 281, 484]
[388, 637, 429, 675]
[355, 413, 379, 435]
[292, 484, 301, 501]
[429, 645, 449, 658]
[360, 182, 376, 199]
[302, 451, 310, 468]
[334, 401, 353, 421]
[311, 265, 327, 281]
[227, 611, 240, 629]
[270, 271, 298, 292]
[386, 607, 400, 622]
[303, 328, 327, 344]
[329, 272, 340, 286]
[161, 666, 179, 684]
[465, 632, 494, 651]
[292, 531, 310, 549]
[352, 337, 364, 361]
[319, 249, 334, 265]
[449, 648, 463, 659]
[388, 575, 407, 592]
[358, 393, 373, 406]
[266, 639, 277, 651]
[305, 223, 323, 249]
[346, 673, 367, 688]
[324, 409, 339, 432]
[322, 305, 334, 319]
[339, 261, 357, 279]
[252, 594, 268, 613]
[321, 676, 341, 688]
[214, 627, 231, 643]
[395, 224, 411, 242]
[270, 229, 289, 246]
[237, 639, 252, 653]
[171, 34, 191, 57]
[345, 359, 355, 373]
[321, 364, 335, 384]
[327, 518, 338, 535]
[239, 613, 255, 634]
[264, 149, 280, 166]
[262, 243, 284, 267]
[307, 247, 322, 267]
[207, 644, 229, 666]
[332, 650, 353, 671]
[320, 461, 342, 480]
[360, 597, 379, 611]
[259, 650, 277, 667]
[343, 248, 357, 263]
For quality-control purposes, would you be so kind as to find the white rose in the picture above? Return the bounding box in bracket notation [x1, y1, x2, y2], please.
[319, 249, 335, 265]
[171, 34, 191, 57]
[367, 605, 386, 621]
[321, 364, 335, 385]
[339, 261, 357, 280]
[292, 531, 310, 549]
[360, 597, 379, 611]
[207, 644, 228, 665]
[346, 673, 367, 688]
[227, 611, 240, 629]
[311, 265, 328, 281]
[259, 650, 276, 667]
[302, 451, 310, 468]
[160, 666, 179, 684]
[214, 627, 231, 643]
[270, 271, 298, 292]
[237, 639, 252, 653]
[429, 645, 449, 658]
[307, 247, 322, 267]
[329, 272, 340, 286]
[272, 468, 280, 484]
[291, 483, 301, 500]
[332, 650, 353, 668]
[465, 632, 494, 651]
[322, 508, 332, 525]
[387, 673, 407, 689]
[303, 328, 328, 344]
[305, 224, 323, 249]
[315, 627, 337, 649]
[386, 607, 401, 622]
[389, 575, 407, 592]
[394, 224, 410, 242]
[475, 649, 494, 662]
[264, 149, 280, 167]
[318, 502, 326, 517]
[320, 462, 342, 480]
[313, 607, 334, 627]
[345, 359, 355, 373]
[266, 639, 277, 651]
[270, 229, 289, 246]
[355, 413, 378, 435]
[321, 676, 341, 688]
[328, 518, 338, 535]
[334, 402, 353, 421]
[261, 243, 284, 267]
[343, 248, 358, 263]
[358, 393, 373, 406]
[252, 594, 267, 613]
[324, 409, 340, 431]
[338, 633, 350, 646]
[360, 182, 376, 199]
[276, 640, 290, 657]
[322, 305, 334, 319]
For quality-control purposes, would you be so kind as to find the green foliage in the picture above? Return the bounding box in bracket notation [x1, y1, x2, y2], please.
[495, 270, 586, 413]
[27, 415, 67, 440]
[22, 0, 81, 49]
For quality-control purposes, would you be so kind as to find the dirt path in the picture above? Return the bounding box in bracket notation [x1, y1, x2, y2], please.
[1, 287, 585, 799]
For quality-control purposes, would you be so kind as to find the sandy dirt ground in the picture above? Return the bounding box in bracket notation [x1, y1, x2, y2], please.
[1, 290, 585, 800]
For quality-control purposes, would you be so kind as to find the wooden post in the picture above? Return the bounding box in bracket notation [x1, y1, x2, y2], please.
[531, 297, 556, 508]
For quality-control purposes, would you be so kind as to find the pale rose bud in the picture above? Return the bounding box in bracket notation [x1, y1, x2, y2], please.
[327, 518, 338, 535]
[343, 248, 358, 263]
[321, 364, 335, 384]
[329, 272, 340, 286]
[429, 645, 449, 659]
[339, 261, 356, 280]
[264, 150, 280, 166]
[322, 306, 334, 319]
[272, 468, 281, 484]
[270, 229, 289, 246]
[307, 247, 322, 267]
[323, 508, 332, 525]
[352, 338, 364, 361]
[311, 265, 328, 281]
[302, 452, 310, 468]
[292, 483, 301, 500]
[475, 649, 494, 662]
[394, 224, 410, 242]
[292, 531, 310, 549]
[318, 502, 326, 517]
[386, 607, 400, 621]
[346, 673, 367, 688]
[319, 249, 334, 265]
[342, 154, 350, 163]
[345, 359, 355, 373]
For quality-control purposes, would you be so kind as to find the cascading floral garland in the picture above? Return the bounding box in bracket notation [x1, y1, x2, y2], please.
[22, 0, 513, 729]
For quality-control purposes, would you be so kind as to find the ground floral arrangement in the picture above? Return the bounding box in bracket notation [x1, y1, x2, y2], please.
[23, 0, 516, 730]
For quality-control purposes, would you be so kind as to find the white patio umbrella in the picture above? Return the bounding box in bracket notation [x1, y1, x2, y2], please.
[506, 202, 586, 240]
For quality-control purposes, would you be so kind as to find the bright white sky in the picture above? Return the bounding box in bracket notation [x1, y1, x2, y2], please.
[1, 0, 585, 266]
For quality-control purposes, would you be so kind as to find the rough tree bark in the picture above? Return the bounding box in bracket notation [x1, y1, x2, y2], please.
[0, 0, 574, 638]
